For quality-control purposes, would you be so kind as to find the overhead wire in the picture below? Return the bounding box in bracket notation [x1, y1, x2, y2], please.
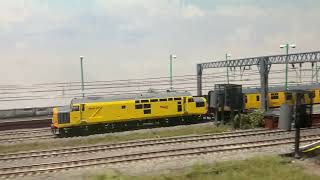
[0, 67, 318, 102]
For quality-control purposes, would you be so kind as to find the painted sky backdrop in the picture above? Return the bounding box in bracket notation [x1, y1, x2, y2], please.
[1, 0, 319, 85]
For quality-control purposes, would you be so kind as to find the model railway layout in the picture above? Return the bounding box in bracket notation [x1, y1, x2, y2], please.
[0, 127, 319, 179]
[51, 91, 207, 137]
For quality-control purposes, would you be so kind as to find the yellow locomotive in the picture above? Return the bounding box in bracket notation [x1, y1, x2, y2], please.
[51, 91, 207, 136]
[243, 84, 319, 109]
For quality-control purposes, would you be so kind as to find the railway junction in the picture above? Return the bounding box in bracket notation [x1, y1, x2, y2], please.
[0, 51, 320, 179]
[0, 123, 319, 179]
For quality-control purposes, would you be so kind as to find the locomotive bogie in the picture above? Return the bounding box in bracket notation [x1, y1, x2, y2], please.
[51, 94, 207, 136]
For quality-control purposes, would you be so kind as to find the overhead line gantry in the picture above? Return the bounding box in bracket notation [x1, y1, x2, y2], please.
[197, 51, 320, 111]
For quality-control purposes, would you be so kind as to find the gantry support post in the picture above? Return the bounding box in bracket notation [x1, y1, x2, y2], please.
[259, 57, 270, 112]
[80, 56, 85, 98]
[196, 51, 320, 103]
[197, 64, 203, 96]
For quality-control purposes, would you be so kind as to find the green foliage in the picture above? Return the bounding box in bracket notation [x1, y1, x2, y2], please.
[233, 110, 264, 129]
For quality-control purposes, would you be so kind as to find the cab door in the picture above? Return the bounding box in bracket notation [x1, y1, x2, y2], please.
[80, 104, 86, 123]
[176, 98, 183, 114]
[70, 105, 81, 125]
[183, 97, 187, 114]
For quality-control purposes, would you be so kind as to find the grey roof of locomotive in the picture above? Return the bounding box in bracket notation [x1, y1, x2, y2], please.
[58, 91, 197, 112]
[242, 84, 320, 94]
[71, 91, 192, 104]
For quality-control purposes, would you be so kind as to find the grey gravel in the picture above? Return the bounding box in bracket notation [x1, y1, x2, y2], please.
[3, 128, 320, 180]
[17, 141, 315, 180]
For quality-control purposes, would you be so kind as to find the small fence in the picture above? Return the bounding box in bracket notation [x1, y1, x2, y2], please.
[0, 107, 54, 119]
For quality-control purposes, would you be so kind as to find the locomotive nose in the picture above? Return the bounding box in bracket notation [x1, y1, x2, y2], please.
[52, 108, 58, 127]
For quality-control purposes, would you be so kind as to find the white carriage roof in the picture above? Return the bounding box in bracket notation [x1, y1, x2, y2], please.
[242, 83, 320, 94]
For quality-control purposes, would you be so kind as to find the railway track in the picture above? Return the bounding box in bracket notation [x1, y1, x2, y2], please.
[0, 127, 318, 161]
[0, 128, 50, 136]
[0, 118, 51, 131]
[0, 128, 281, 156]
[0, 134, 54, 144]
[1, 125, 319, 145]
[1, 124, 320, 145]
[0, 134, 319, 179]
[0, 126, 271, 144]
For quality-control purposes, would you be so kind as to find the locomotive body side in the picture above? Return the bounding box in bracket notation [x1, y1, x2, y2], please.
[51, 95, 207, 135]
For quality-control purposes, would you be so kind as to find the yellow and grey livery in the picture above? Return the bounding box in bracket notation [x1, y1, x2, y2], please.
[243, 84, 319, 109]
[51, 91, 207, 136]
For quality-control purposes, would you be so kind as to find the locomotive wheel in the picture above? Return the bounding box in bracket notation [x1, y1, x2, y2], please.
[57, 128, 66, 138]
[51, 127, 58, 136]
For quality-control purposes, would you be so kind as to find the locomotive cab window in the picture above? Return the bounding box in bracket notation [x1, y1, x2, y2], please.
[168, 98, 173, 101]
[256, 95, 260, 101]
[196, 102, 205, 107]
[72, 105, 80, 111]
[188, 98, 194, 102]
[121, 105, 126, 109]
[150, 99, 158, 102]
[159, 98, 167, 102]
[271, 93, 279, 100]
[174, 97, 181, 101]
[141, 99, 149, 103]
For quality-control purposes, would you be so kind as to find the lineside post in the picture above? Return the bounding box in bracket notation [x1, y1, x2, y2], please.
[259, 57, 270, 112]
[294, 92, 302, 159]
[80, 56, 85, 98]
[197, 64, 203, 96]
